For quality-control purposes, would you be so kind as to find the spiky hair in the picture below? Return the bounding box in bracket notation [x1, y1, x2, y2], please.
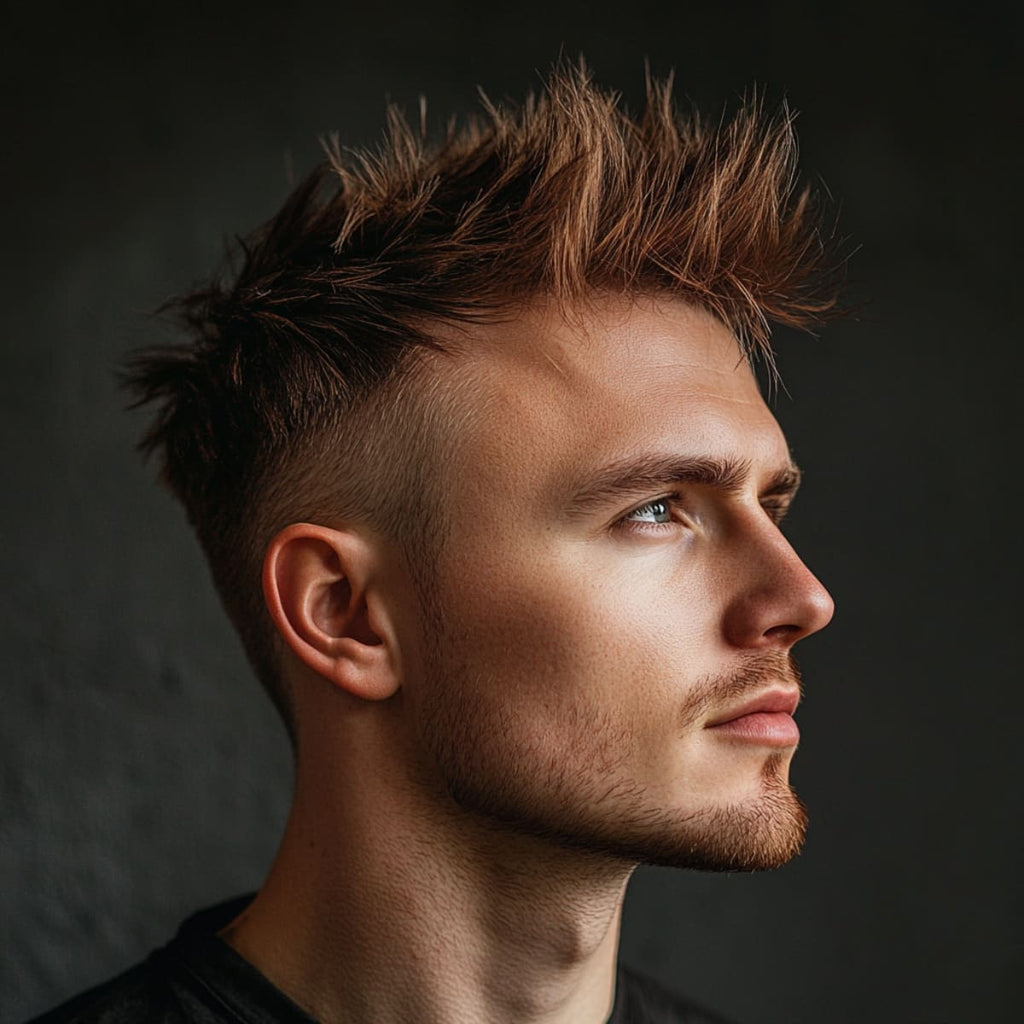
[125, 61, 844, 733]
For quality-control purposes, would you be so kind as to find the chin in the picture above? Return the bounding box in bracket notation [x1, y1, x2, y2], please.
[582, 792, 807, 873]
[631, 751, 809, 872]
[638, 788, 808, 872]
[453, 753, 809, 873]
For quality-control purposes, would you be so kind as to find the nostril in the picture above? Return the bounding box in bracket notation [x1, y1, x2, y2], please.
[763, 623, 802, 641]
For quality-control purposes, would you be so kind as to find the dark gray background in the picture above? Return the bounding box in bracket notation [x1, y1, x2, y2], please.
[3, 1, 1020, 1021]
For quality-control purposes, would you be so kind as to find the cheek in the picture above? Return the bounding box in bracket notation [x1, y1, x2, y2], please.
[438, 549, 714, 730]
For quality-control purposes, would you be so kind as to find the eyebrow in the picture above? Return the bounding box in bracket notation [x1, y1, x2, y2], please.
[563, 453, 802, 517]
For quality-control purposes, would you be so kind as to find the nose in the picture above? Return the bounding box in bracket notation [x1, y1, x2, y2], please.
[721, 527, 835, 650]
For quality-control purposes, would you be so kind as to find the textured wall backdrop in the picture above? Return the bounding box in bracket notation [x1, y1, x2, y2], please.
[3, 2, 1020, 1021]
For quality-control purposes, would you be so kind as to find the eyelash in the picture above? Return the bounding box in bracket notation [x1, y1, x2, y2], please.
[761, 499, 792, 527]
[616, 494, 685, 533]
[615, 495, 793, 533]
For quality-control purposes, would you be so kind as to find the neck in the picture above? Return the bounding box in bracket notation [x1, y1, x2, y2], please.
[222, 718, 634, 1024]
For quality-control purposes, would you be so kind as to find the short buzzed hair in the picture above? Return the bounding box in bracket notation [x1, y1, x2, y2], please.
[124, 61, 844, 734]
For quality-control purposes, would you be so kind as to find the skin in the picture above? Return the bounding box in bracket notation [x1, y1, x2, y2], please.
[223, 295, 834, 1024]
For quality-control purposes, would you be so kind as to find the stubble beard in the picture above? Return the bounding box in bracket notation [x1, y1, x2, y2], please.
[413, 619, 809, 873]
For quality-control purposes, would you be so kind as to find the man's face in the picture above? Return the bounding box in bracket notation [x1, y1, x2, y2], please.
[400, 295, 834, 871]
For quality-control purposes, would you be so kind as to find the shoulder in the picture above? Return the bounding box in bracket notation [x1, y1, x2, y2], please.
[23, 896, 257, 1024]
[615, 964, 739, 1024]
[23, 953, 190, 1024]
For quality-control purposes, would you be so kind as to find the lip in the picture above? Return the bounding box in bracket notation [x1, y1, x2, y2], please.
[705, 688, 801, 746]
[707, 688, 801, 727]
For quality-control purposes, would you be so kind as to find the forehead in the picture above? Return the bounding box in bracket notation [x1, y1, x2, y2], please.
[432, 296, 789, 497]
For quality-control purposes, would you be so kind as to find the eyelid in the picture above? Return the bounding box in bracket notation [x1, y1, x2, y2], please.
[613, 486, 796, 531]
[627, 494, 672, 514]
[616, 492, 684, 526]
[760, 496, 793, 525]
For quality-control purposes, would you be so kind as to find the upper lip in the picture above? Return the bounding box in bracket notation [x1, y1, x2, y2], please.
[706, 688, 801, 727]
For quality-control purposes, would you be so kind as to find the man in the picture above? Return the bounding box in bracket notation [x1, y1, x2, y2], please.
[32, 63, 843, 1024]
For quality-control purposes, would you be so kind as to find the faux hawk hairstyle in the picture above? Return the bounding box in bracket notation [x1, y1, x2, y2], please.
[125, 61, 845, 737]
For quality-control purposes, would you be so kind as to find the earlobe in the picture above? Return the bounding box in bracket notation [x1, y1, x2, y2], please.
[262, 523, 401, 701]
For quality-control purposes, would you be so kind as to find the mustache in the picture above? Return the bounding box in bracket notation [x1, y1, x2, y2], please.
[681, 651, 803, 729]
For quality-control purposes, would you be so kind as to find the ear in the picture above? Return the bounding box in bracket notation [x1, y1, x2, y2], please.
[262, 523, 401, 701]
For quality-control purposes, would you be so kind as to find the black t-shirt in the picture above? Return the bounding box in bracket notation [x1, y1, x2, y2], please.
[27, 896, 735, 1024]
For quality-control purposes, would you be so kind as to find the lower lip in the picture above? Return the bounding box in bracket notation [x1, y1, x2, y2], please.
[707, 712, 800, 746]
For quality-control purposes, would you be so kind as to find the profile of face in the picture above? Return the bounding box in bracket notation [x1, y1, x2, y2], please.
[394, 295, 834, 872]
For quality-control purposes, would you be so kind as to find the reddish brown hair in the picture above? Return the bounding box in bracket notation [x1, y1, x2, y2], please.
[125, 62, 844, 732]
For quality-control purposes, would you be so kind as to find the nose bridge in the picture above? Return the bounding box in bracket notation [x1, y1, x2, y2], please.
[723, 513, 835, 647]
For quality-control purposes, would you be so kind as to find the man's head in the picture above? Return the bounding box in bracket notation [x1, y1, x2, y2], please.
[126, 63, 841, 867]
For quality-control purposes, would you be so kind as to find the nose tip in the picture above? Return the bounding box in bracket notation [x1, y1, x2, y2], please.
[807, 578, 836, 634]
[766, 575, 834, 644]
[786, 566, 835, 637]
[724, 546, 835, 650]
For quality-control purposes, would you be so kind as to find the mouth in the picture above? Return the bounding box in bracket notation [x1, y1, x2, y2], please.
[705, 688, 801, 746]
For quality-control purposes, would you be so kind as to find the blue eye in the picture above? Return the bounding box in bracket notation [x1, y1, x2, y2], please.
[626, 499, 672, 524]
